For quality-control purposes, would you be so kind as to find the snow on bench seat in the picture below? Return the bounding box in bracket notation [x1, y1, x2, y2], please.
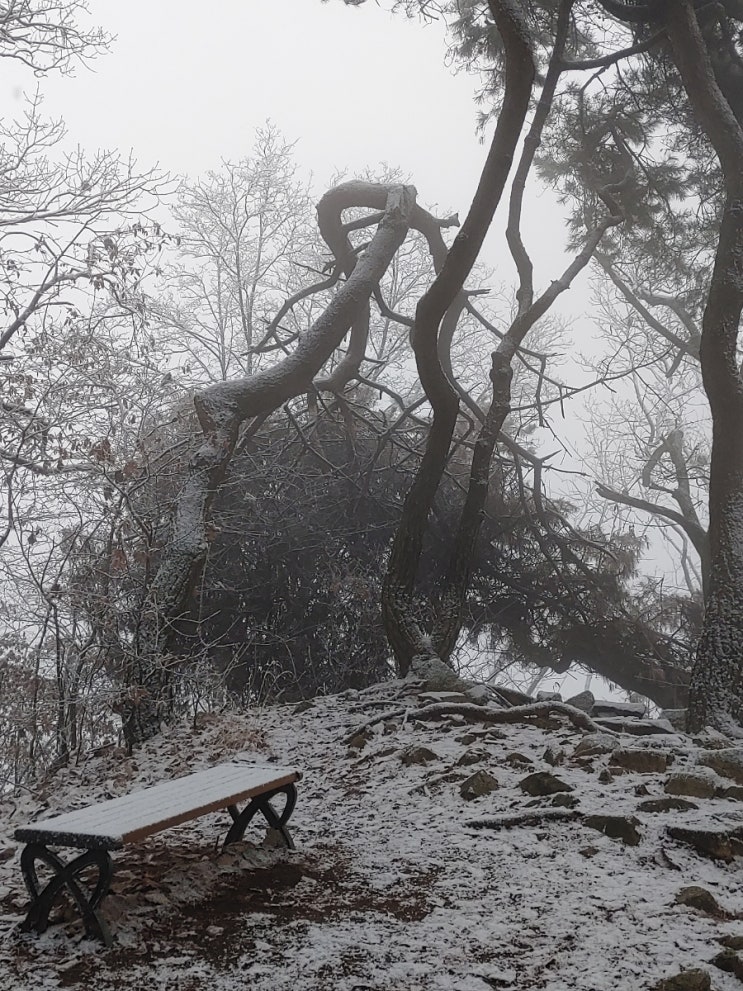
[14, 762, 301, 851]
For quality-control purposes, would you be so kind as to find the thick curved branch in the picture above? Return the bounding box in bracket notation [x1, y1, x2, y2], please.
[596, 480, 709, 579]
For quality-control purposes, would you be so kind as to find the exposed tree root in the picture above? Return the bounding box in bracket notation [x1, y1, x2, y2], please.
[342, 700, 610, 744]
[466, 808, 581, 830]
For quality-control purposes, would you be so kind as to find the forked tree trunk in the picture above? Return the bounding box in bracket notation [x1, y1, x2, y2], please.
[382, 0, 536, 675]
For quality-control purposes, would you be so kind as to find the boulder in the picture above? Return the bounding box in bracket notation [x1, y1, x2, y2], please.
[651, 970, 710, 991]
[460, 770, 499, 801]
[665, 770, 719, 799]
[572, 733, 617, 758]
[719, 936, 743, 951]
[457, 748, 489, 767]
[610, 747, 669, 774]
[400, 746, 439, 767]
[698, 747, 743, 786]
[584, 814, 642, 846]
[564, 690, 595, 712]
[595, 717, 676, 735]
[637, 797, 698, 813]
[466, 684, 495, 705]
[710, 949, 743, 980]
[667, 825, 743, 862]
[505, 752, 534, 768]
[675, 886, 728, 918]
[519, 771, 574, 797]
[543, 745, 565, 767]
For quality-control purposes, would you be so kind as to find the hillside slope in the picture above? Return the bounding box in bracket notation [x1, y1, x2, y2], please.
[1, 683, 743, 990]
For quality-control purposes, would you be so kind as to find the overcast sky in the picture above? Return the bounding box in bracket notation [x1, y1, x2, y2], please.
[4, 0, 573, 285]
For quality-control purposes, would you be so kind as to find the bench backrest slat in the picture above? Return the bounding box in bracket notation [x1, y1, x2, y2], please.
[14, 763, 300, 850]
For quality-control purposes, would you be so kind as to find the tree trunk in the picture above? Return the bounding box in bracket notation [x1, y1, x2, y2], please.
[661, 1, 743, 732]
[382, 0, 536, 675]
[686, 197, 743, 732]
[121, 183, 419, 747]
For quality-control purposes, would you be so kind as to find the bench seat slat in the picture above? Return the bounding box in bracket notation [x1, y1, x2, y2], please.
[14, 763, 300, 850]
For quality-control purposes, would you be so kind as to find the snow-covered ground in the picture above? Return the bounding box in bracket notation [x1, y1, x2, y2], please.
[0, 686, 741, 990]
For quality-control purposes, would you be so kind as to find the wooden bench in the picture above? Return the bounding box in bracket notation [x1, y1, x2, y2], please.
[14, 761, 301, 946]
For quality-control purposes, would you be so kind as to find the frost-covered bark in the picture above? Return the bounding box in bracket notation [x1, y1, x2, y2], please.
[661, 2, 743, 733]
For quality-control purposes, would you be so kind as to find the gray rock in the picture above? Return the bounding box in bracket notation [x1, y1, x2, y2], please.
[665, 769, 719, 799]
[668, 824, 743, 862]
[543, 745, 565, 767]
[400, 745, 439, 767]
[584, 814, 642, 846]
[591, 700, 647, 719]
[596, 717, 675, 735]
[710, 949, 743, 980]
[564, 690, 595, 712]
[719, 935, 743, 951]
[675, 885, 728, 917]
[457, 748, 489, 767]
[465, 684, 494, 705]
[505, 752, 534, 768]
[536, 690, 562, 702]
[519, 771, 574, 797]
[637, 797, 698, 813]
[610, 747, 669, 774]
[699, 747, 743, 785]
[572, 733, 617, 758]
[460, 769, 499, 801]
[651, 970, 710, 991]
[718, 785, 743, 800]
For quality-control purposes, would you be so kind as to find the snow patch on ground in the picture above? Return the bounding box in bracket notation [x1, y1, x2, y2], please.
[0, 693, 742, 989]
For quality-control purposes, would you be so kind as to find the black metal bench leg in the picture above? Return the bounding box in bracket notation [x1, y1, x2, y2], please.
[224, 783, 298, 850]
[20, 844, 114, 946]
